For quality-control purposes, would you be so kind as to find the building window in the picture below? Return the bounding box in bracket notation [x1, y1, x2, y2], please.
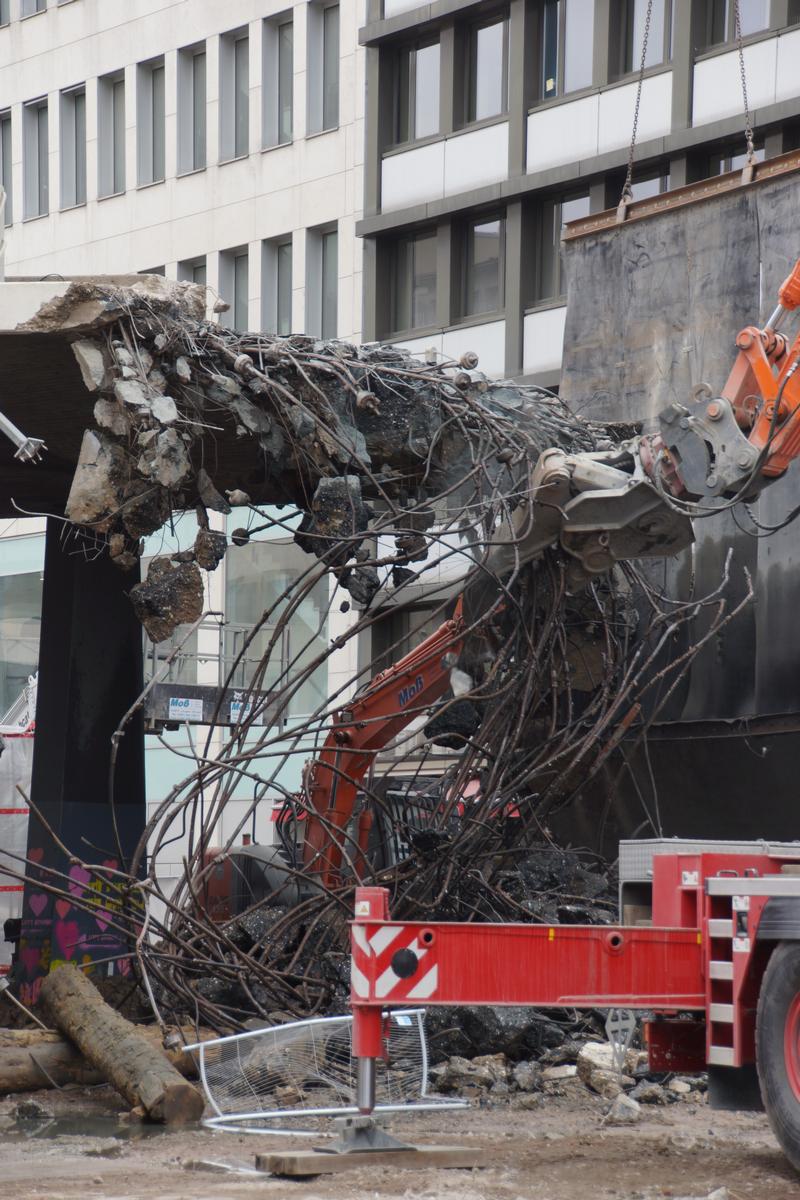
[220, 29, 249, 161]
[98, 72, 126, 197]
[394, 40, 440, 144]
[137, 58, 165, 186]
[464, 216, 504, 316]
[262, 237, 293, 334]
[709, 140, 765, 176]
[467, 17, 508, 122]
[0, 541, 44, 716]
[537, 192, 590, 301]
[23, 98, 48, 219]
[698, 0, 768, 48]
[177, 44, 206, 174]
[60, 86, 86, 209]
[619, 0, 669, 75]
[221, 247, 249, 330]
[178, 257, 207, 285]
[540, 0, 594, 101]
[224, 519, 329, 715]
[0, 111, 12, 226]
[629, 169, 671, 200]
[21, 0, 46, 15]
[0, 2, 9, 27]
[263, 15, 293, 147]
[307, 225, 338, 338]
[392, 230, 437, 332]
[308, 3, 339, 133]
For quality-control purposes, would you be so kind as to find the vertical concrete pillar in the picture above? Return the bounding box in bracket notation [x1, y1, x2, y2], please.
[18, 520, 145, 1004]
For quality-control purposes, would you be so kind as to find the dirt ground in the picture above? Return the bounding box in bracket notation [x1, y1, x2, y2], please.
[1, 1082, 798, 1200]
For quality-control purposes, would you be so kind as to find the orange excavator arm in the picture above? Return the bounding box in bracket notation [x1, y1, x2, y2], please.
[299, 599, 464, 888]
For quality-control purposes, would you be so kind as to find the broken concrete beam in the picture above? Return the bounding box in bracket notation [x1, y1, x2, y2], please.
[129, 557, 204, 643]
[39, 966, 205, 1125]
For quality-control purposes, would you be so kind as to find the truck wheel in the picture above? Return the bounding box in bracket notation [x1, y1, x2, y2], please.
[756, 940, 800, 1170]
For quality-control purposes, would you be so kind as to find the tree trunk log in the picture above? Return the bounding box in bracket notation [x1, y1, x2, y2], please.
[39, 966, 205, 1124]
[0, 1026, 213, 1095]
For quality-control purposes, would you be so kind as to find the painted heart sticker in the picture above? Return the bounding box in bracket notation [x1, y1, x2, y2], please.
[54, 919, 81, 960]
[102, 859, 118, 872]
[68, 865, 91, 897]
[95, 911, 111, 932]
[55, 899, 71, 920]
[20, 947, 41, 977]
[28, 893, 48, 917]
[28, 848, 44, 864]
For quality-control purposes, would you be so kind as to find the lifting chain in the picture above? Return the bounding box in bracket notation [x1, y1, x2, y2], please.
[617, 0, 654, 222]
[733, 0, 757, 181]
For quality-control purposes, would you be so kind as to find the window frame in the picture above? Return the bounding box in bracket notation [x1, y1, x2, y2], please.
[0, 110, 12, 226]
[535, 190, 590, 304]
[614, 0, 673, 79]
[23, 97, 49, 220]
[262, 12, 294, 149]
[698, 0, 770, 50]
[98, 71, 126, 198]
[307, 2, 340, 135]
[392, 37, 440, 146]
[466, 13, 509, 125]
[177, 43, 207, 174]
[390, 228, 438, 335]
[538, 0, 597, 104]
[59, 84, 87, 210]
[261, 235, 294, 334]
[219, 28, 250, 163]
[461, 213, 506, 319]
[137, 57, 166, 187]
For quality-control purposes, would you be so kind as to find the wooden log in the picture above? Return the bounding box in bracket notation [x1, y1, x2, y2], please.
[39, 965, 205, 1124]
[0, 1025, 213, 1095]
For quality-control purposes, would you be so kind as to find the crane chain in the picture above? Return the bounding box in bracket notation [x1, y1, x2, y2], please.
[733, 0, 756, 169]
[618, 0, 654, 218]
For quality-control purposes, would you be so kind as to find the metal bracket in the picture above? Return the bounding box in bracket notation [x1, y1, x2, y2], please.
[317, 1115, 415, 1156]
[605, 1008, 637, 1074]
[0, 408, 47, 463]
[659, 395, 760, 500]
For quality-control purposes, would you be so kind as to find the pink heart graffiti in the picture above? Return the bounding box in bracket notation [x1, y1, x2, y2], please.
[54, 919, 82, 961]
[20, 947, 41, 977]
[55, 899, 71, 920]
[68, 865, 91, 897]
[95, 911, 111, 932]
[28, 894, 48, 917]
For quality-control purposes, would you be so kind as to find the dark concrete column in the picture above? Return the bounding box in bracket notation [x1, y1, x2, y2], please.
[504, 200, 525, 377]
[671, 0, 698, 132]
[18, 519, 145, 1004]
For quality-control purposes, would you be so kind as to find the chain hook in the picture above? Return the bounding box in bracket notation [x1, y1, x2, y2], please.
[617, 0, 654, 223]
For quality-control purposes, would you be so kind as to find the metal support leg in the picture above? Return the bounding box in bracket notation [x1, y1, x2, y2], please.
[356, 1055, 376, 1115]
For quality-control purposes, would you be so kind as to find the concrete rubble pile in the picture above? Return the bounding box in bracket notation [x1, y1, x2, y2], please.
[428, 1037, 709, 1121]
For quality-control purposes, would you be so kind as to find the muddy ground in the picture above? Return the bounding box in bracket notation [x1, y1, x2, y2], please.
[1, 1082, 798, 1200]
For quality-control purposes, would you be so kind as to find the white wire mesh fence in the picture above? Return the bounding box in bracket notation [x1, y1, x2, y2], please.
[186, 1008, 465, 1135]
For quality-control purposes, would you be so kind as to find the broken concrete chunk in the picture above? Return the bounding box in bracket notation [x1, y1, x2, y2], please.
[294, 475, 370, 565]
[71, 339, 109, 392]
[576, 1041, 638, 1083]
[151, 428, 190, 489]
[115, 379, 150, 409]
[120, 479, 171, 541]
[113, 346, 135, 369]
[194, 529, 227, 571]
[541, 1064, 577, 1082]
[150, 395, 179, 425]
[93, 398, 131, 437]
[229, 393, 272, 434]
[65, 430, 130, 530]
[603, 1093, 641, 1125]
[174, 356, 192, 382]
[197, 468, 232, 515]
[629, 1080, 668, 1105]
[343, 563, 379, 607]
[130, 558, 204, 643]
